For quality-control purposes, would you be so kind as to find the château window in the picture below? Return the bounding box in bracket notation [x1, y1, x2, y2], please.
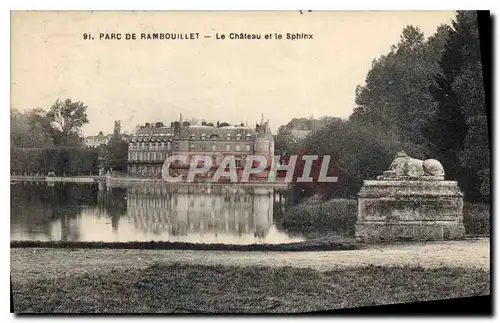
[236, 133, 241, 140]
[212, 145, 216, 151]
[246, 144, 251, 151]
[191, 143, 195, 149]
[236, 145, 240, 152]
[201, 134, 206, 140]
[226, 133, 231, 140]
[226, 144, 230, 151]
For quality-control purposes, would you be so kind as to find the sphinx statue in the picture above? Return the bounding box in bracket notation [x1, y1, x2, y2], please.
[377, 151, 445, 180]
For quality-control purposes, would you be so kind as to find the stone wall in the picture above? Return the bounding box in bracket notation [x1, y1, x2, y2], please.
[355, 180, 465, 242]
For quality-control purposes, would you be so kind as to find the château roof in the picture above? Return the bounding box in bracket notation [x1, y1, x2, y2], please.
[130, 124, 261, 142]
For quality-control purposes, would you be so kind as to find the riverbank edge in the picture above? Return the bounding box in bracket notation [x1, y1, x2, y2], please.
[10, 238, 360, 252]
[10, 176, 291, 188]
[11, 236, 488, 252]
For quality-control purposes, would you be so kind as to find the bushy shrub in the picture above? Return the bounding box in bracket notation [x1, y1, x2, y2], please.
[279, 199, 490, 239]
[278, 199, 357, 237]
[463, 203, 490, 236]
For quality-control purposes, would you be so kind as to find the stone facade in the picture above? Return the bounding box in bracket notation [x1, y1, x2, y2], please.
[355, 152, 465, 242]
[127, 120, 274, 178]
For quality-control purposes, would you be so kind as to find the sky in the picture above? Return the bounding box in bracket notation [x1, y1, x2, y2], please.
[11, 11, 456, 136]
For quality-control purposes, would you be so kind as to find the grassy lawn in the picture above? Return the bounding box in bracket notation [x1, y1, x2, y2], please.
[11, 262, 490, 313]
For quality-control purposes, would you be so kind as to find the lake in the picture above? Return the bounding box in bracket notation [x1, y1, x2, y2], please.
[10, 182, 304, 245]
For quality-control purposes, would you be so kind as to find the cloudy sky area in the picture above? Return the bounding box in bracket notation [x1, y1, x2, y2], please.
[11, 11, 456, 136]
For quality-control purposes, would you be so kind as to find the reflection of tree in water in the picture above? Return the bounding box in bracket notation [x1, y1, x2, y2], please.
[97, 187, 127, 233]
[11, 182, 53, 239]
[272, 192, 286, 221]
[11, 182, 98, 241]
[272, 190, 298, 235]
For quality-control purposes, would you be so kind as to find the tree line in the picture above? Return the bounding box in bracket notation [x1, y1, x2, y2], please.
[277, 11, 489, 203]
[11, 99, 128, 175]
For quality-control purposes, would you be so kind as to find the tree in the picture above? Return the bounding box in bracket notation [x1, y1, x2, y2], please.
[105, 137, 128, 172]
[10, 108, 54, 148]
[300, 118, 420, 197]
[430, 11, 489, 201]
[349, 13, 488, 202]
[46, 99, 89, 146]
[352, 25, 449, 158]
[98, 131, 104, 136]
[292, 19, 486, 202]
[171, 121, 181, 134]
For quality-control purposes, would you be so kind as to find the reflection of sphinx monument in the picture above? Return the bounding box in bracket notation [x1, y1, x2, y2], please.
[126, 185, 274, 239]
[355, 152, 465, 242]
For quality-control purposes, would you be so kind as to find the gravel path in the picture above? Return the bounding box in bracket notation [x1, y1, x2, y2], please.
[10, 238, 490, 281]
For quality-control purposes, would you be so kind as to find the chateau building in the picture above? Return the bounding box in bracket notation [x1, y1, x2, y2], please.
[127, 118, 274, 179]
[84, 134, 112, 148]
[84, 121, 130, 148]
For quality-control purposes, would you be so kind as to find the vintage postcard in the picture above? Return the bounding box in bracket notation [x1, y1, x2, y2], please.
[10, 10, 491, 314]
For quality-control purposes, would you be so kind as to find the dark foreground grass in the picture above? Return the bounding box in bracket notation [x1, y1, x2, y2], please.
[11, 262, 490, 313]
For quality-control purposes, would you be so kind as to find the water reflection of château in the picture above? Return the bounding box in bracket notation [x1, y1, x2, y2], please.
[10, 182, 292, 243]
[126, 185, 274, 239]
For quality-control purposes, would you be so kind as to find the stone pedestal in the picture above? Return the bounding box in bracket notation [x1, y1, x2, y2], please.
[355, 180, 465, 242]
